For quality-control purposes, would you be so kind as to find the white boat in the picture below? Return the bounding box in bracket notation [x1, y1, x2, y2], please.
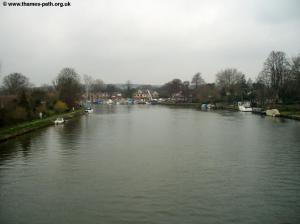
[238, 102, 252, 112]
[239, 105, 253, 112]
[201, 104, 214, 110]
[207, 104, 214, 109]
[201, 104, 207, 110]
[266, 109, 280, 117]
[54, 117, 64, 124]
[106, 99, 113, 105]
[84, 107, 94, 113]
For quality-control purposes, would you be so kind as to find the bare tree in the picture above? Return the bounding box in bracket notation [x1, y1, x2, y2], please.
[192, 72, 205, 89]
[216, 68, 244, 88]
[291, 55, 300, 85]
[2, 73, 30, 95]
[91, 79, 105, 93]
[105, 84, 117, 98]
[260, 51, 290, 101]
[215, 68, 245, 101]
[168, 79, 183, 97]
[286, 54, 300, 101]
[182, 81, 190, 102]
[54, 68, 82, 107]
[159, 79, 183, 98]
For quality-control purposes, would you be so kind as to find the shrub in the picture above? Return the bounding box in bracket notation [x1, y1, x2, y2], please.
[54, 101, 68, 113]
[46, 110, 55, 117]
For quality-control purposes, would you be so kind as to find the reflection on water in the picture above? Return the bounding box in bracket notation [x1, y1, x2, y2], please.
[93, 104, 134, 115]
[0, 105, 300, 224]
[0, 130, 44, 164]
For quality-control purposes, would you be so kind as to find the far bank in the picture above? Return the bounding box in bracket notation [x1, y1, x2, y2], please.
[159, 102, 300, 121]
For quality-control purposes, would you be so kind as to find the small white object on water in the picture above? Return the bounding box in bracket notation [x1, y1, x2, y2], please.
[54, 117, 64, 124]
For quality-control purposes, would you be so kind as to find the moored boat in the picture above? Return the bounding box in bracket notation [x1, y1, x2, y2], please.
[238, 102, 252, 112]
[84, 107, 94, 113]
[54, 117, 64, 125]
[266, 109, 280, 117]
[201, 103, 214, 110]
[106, 99, 113, 105]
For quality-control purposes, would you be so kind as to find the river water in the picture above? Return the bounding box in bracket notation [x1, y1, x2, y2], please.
[0, 105, 300, 224]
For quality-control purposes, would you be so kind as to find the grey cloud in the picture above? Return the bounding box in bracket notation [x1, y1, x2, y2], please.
[0, 0, 299, 85]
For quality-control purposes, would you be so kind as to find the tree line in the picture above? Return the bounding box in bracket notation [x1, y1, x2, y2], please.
[158, 51, 300, 105]
[0, 50, 299, 127]
[0, 68, 79, 126]
[0, 67, 142, 126]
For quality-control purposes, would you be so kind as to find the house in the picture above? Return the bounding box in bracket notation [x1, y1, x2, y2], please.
[133, 89, 159, 101]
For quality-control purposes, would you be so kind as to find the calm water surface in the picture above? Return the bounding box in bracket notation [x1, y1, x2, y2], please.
[0, 105, 300, 224]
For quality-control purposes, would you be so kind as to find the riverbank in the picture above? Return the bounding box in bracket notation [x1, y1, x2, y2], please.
[160, 102, 300, 121]
[269, 104, 300, 121]
[0, 110, 84, 143]
[280, 111, 300, 121]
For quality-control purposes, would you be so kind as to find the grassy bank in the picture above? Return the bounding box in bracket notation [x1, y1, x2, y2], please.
[280, 111, 300, 121]
[0, 109, 84, 143]
[263, 104, 300, 121]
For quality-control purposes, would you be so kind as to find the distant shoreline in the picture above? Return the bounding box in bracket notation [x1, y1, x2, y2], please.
[160, 102, 300, 121]
[0, 104, 299, 144]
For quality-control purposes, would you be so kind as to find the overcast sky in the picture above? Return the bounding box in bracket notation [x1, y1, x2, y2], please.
[0, 0, 300, 85]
